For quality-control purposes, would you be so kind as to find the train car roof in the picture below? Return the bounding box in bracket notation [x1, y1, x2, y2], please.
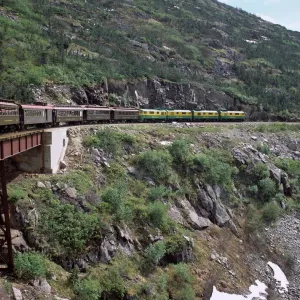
[140, 109, 166, 111]
[221, 111, 245, 113]
[53, 106, 84, 110]
[21, 104, 54, 109]
[168, 110, 192, 112]
[193, 110, 218, 113]
[85, 107, 111, 110]
[0, 101, 19, 107]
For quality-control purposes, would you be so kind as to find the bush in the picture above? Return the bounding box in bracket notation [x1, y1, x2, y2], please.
[101, 183, 133, 222]
[192, 153, 235, 188]
[247, 185, 258, 196]
[168, 139, 191, 169]
[251, 162, 269, 181]
[83, 130, 136, 156]
[147, 185, 170, 202]
[147, 201, 168, 229]
[74, 278, 101, 300]
[14, 252, 47, 281]
[40, 202, 99, 255]
[256, 143, 270, 155]
[262, 202, 281, 224]
[144, 241, 166, 266]
[137, 150, 173, 181]
[8, 186, 27, 203]
[258, 178, 277, 202]
[168, 263, 195, 300]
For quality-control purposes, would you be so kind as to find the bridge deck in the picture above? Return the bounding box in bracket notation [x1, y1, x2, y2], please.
[0, 130, 43, 160]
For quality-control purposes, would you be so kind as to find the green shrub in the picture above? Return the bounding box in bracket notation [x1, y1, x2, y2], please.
[137, 150, 173, 181]
[275, 158, 300, 178]
[8, 186, 27, 203]
[256, 143, 270, 155]
[261, 202, 281, 223]
[173, 263, 193, 284]
[247, 185, 258, 196]
[74, 278, 101, 300]
[258, 178, 277, 202]
[14, 252, 47, 281]
[192, 153, 235, 188]
[144, 241, 166, 266]
[101, 183, 133, 222]
[251, 163, 269, 181]
[40, 202, 99, 255]
[147, 185, 170, 202]
[168, 139, 191, 169]
[147, 201, 168, 229]
[83, 130, 136, 156]
[168, 263, 195, 300]
[83, 136, 100, 148]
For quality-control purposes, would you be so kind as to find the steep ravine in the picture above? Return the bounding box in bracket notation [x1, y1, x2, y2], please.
[3, 122, 300, 300]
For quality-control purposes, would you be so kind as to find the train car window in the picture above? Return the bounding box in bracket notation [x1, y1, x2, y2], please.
[182, 112, 186, 115]
[150, 112, 154, 115]
[235, 113, 239, 115]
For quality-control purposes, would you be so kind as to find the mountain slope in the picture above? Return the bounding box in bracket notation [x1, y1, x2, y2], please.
[1, 0, 300, 114]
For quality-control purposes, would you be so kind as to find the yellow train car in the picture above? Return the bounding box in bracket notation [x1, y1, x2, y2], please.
[219, 111, 245, 121]
[193, 110, 219, 121]
[166, 110, 192, 121]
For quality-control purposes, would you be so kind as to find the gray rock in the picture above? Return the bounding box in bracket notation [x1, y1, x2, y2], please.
[251, 136, 258, 141]
[36, 181, 46, 189]
[44, 181, 52, 189]
[268, 165, 282, 186]
[65, 187, 77, 199]
[178, 198, 212, 229]
[12, 287, 22, 300]
[60, 160, 67, 169]
[168, 206, 185, 225]
[31, 279, 51, 294]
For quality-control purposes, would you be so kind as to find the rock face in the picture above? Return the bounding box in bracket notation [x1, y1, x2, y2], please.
[196, 184, 231, 227]
[232, 144, 291, 196]
[32, 79, 260, 120]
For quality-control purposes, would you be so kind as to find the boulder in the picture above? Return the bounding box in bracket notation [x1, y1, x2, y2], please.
[60, 160, 67, 169]
[36, 181, 46, 189]
[31, 279, 51, 294]
[64, 187, 77, 199]
[196, 185, 230, 227]
[178, 198, 212, 229]
[12, 287, 22, 300]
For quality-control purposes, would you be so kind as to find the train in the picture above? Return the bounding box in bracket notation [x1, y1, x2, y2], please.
[0, 99, 245, 132]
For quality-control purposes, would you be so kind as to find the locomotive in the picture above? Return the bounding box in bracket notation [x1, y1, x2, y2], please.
[0, 99, 245, 132]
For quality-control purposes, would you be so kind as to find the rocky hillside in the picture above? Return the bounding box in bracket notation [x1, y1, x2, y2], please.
[1, 0, 300, 118]
[3, 122, 300, 299]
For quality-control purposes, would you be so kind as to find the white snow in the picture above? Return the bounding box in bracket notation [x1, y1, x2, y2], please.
[245, 39, 258, 44]
[267, 262, 289, 293]
[210, 280, 267, 300]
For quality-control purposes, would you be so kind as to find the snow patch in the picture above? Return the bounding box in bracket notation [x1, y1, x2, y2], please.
[267, 262, 289, 293]
[210, 280, 267, 300]
[245, 39, 258, 44]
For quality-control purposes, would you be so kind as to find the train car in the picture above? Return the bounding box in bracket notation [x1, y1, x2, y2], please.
[0, 100, 20, 131]
[84, 106, 111, 123]
[167, 110, 192, 122]
[219, 111, 245, 121]
[111, 108, 139, 122]
[53, 106, 84, 125]
[20, 104, 53, 128]
[193, 110, 219, 121]
[139, 109, 167, 122]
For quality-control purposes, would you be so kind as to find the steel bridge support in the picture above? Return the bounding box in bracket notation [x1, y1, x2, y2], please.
[0, 160, 13, 272]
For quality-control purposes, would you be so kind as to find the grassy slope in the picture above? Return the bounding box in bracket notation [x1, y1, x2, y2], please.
[1, 0, 300, 113]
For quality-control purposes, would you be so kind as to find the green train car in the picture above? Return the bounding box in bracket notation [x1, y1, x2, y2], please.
[139, 109, 167, 121]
